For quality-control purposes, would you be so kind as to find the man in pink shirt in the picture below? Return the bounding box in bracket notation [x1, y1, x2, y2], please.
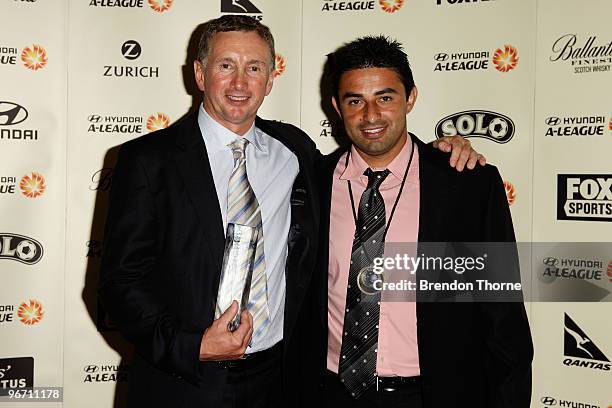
[316, 36, 533, 407]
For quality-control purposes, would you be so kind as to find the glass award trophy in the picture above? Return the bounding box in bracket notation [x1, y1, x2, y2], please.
[215, 223, 259, 331]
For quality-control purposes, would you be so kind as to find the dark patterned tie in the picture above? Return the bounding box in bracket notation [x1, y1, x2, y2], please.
[339, 168, 390, 398]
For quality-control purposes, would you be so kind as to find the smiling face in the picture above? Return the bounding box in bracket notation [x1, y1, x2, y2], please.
[194, 30, 274, 135]
[332, 67, 417, 167]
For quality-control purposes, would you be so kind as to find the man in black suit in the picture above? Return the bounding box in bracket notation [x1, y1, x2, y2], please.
[319, 36, 533, 407]
[98, 16, 482, 408]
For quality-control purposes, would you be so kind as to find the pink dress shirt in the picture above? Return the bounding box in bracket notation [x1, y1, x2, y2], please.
[327, 138, 421, 377]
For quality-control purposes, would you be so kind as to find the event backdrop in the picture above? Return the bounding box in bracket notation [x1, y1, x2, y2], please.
[1, 0, 611, 407]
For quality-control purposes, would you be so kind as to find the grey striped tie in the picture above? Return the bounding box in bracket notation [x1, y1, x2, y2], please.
[227, 138, 270, 341]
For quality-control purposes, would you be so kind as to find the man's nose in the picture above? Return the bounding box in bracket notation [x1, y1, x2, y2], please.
[231, 69, 247, 90]
[363, 102, 381, 123]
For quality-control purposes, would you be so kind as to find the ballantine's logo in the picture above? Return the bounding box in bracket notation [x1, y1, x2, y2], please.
[550, 34, 612, 74]
[19, 172, 46, 198]
[379, 0, 403, 13]
[504, 181, 515, 206]
[20, 44, 47, 71]
[492, 44, 519, 72]
[17, 300, 44, 326]
[273, 54, 285, 77]
[435, 110, 515, 143]
[146, 113, 170, 132]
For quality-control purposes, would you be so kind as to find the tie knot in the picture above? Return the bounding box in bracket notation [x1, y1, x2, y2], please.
[364, 168, 390, 191]
[229, 138, 248, 161]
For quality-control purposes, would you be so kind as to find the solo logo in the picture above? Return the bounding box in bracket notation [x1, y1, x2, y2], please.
[0, 234, 43, 265]
[557, 175, 612, 222]
[435, 110, 515, 143]
[563, 313, 610, 371]
[0, 357, 34, 393]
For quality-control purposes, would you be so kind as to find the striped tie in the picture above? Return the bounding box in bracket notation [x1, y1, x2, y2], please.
[227, 138, 270, 341]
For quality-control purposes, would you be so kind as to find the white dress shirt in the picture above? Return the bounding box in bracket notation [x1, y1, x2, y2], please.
[198, 105, 299, 353]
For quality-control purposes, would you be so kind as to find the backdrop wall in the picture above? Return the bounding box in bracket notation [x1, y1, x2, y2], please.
[1, 0, 610, 407]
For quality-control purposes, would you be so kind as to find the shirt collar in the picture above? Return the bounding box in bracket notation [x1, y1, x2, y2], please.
[339, 136, 413, 184]
[197, 104, 266, 153]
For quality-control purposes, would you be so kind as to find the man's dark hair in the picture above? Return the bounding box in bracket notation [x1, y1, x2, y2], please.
[197, 15, 275, 71]
[328, 35, 414, 99]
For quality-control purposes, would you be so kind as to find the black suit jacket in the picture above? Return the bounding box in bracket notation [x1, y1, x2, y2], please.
[316, 134, 533, 407]
[99, 112, 320, 407]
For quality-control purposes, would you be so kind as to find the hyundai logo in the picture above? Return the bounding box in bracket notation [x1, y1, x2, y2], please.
[434, 53, 449, 62]
[545, 116, 560, 126]
[0, 102, 28, 126]
[541, 396, 557, 405]
[542, 257, 559, 267]
[83, 365, 99, 373]
[320, 119, 331, 127]
[88, 115, 101, 123]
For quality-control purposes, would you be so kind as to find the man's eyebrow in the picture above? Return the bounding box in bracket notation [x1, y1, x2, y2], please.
[375, 88, 399, 95]
[341, 88, 399, 100]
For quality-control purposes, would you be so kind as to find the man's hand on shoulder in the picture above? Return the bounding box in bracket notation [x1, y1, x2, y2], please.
[433, 135, 487, 171]
[199, 301, 253, 361]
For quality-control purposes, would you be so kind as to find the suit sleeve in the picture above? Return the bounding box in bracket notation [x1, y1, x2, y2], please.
[98, 144, 203, 384]
[480, 166, 534, 408]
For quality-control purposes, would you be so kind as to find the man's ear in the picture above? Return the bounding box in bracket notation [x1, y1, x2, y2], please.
[406, 85, 418, 114]
[331, 96, 342, 117]
[194, 60, 205, 92]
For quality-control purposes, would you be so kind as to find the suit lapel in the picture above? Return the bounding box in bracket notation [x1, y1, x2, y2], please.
[173, 113, 225, 276]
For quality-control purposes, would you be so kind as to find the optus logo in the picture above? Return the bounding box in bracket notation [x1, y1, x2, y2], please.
[20, 44, 47, 71]
[19, 172, 46, 198]
[146, 113, 170, 132]
[492, 44, 519, 72]
[147, 0, 172, 13]
[17, 300, 44, 326]
[273, 54, 285, 78]
[379, 0, 403, 13]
